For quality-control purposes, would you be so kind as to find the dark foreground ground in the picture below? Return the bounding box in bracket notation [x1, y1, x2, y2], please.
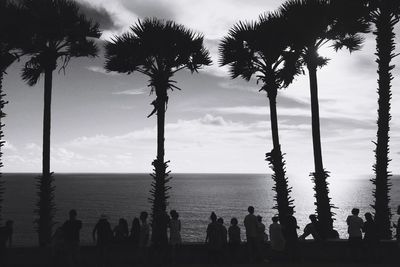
[4, 240, 399, 267]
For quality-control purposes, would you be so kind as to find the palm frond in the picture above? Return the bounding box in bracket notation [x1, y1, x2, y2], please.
[22, 56, 44, 86]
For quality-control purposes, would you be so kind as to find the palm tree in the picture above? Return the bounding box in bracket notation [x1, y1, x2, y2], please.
[219, 13, 301, 224]
[279, 0, 368, 238]
[104, 18, 211, 245]
[367, 0, 400, 240]
[0, 0, 24, 223]
[20, 0, 100, 246]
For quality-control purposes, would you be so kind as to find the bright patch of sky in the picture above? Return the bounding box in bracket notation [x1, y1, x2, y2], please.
[2, 0, 400, 183]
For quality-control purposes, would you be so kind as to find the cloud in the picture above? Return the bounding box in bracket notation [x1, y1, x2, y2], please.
[86, 66, 120, 76]
[120, 0, 176, 20]
[112, 88, 147, 95]
[77, 1, 116, 31]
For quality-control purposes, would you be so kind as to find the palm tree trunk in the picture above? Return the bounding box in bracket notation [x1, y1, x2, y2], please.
[150, 85, 171, 246]
[37, 67, 56, 246]
[268, 89, 280, 150]
[266, 89, 294, 225]
[307, 64, 335, 239]
[308, 66, 323, 174]
[372, 5, 395, 240]
[0, 71, 5, 223]
[43, 68, 52, 176]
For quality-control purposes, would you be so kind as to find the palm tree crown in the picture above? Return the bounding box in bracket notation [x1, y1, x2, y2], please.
[105, 18, 211, 90]
[21, 0, 100, 85]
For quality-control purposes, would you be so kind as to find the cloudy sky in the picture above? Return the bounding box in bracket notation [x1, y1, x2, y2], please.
[3, 0, 400, 180]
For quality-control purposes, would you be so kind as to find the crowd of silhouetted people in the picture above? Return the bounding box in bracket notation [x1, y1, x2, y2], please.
[0, 205, 400, 266]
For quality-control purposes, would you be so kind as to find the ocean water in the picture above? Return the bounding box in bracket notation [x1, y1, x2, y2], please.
[2, 173, 400, 246]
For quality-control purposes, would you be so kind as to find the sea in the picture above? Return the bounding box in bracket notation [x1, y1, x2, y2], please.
[2, 173, 400, 247]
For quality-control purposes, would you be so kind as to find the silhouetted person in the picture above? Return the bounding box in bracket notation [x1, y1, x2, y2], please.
[228, 217, 241, 264]
[139, 211, 150, 264]
[244, 206, 258, 262]
[113, 218, 129, 243]
[92, 214, 113, 267]
[363, 212, 379, 262]
[151, 204, 170, 266]
[283, 207, 299, 261]
[169, 210, 182, 265]
[51, 226, 66, 266]
[62, 209, 82, 267]
[205, 212, 223, 265]
[347, 208, 363, 240]
[394, 205, 400, 247]
[256, 215, 267, 262]
[347, 208, 363, 261]
[269, 216, 285, 260]
[217, 217, 228, 264]
[0, 220, 13, 267]
[299, 214, 321, 241]
[130, 217, 141, 246]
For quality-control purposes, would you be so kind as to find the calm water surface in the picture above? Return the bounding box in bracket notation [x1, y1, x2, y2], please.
[2, 173, 400, 246]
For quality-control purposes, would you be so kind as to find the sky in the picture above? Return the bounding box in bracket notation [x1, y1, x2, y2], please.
[3, 0, 400, 180]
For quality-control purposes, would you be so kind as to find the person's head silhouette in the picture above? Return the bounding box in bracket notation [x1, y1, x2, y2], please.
[309, 214, 317, 223]
[210, 212, 217, 222]
[69, 209, 77, 220]
[351, 208, 360, 216]
[140, 211, 148, 222]
[231, 217, 238, 226]
[364, 212, 373, 222]
[248, 206, 255, 214]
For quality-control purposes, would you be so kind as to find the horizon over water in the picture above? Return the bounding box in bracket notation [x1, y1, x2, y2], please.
[2, 172, 400, 247]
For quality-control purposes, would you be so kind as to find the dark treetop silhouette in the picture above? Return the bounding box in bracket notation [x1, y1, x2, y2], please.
[0, 0, 25, 224]
[104, 17, 211, 245]
[279, 0, 369, 239]
[219, 12, 301, 226]
[367, 0, 400, 240]
[19, 0, 100, 246]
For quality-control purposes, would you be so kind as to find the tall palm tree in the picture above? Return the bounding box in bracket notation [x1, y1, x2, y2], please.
[20, 0, 100, 246]
[0, 0, 24, 223]
[367, 0, 400, 240]
[104, 18, 211, 245]
[219, 13, 301, 224]
[280, 0, 369, 238]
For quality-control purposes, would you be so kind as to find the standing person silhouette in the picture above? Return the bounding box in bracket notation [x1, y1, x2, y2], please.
[0, 220, 13, 267]
[92, 214, 113, 267]
[113, 218, 129, 244]
[169, 210, 182, 265]
[130, 217, 140, 246]
[346, 208, 364, 261]
[205, 212, 223, 265]
[394, 205, 400, 248]
[363, 212, 379, 262]
[283, 207, 299, 262]
[228, 217, 241, 264]
[62, 210, 82, 267]
[256, 215, 267, 262]
[139, 211, 150, 265]
[269, 216, 285, 260]
[244, 206, 258, 263]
